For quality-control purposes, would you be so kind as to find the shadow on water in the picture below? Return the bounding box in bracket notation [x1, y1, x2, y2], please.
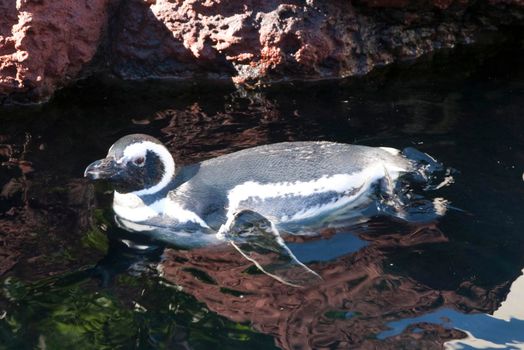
[1, 34, 524, 348]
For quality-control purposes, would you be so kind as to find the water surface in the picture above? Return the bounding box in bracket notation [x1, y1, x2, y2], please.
[1, 40, 524, 349]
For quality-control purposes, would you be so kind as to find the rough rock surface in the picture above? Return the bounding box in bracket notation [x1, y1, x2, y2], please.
[0, 0, 110, 103]
[1, 0, 524, 102]
[111, 0, 478, 83]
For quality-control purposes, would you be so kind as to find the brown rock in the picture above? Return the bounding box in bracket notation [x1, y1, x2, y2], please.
[0, 0, 110, 102]
[1, 0, 524, 103]
[110, 0, 523, 86]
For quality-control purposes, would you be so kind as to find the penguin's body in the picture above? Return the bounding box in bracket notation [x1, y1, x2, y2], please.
[109, 141, 410, 233]
[85, 134, 440, 286]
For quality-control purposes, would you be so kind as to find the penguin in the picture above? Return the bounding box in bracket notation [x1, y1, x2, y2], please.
[85, 134, 444, 286]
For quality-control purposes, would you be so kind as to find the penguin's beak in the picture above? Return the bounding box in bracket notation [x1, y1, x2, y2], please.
[84, 157, 122, 180]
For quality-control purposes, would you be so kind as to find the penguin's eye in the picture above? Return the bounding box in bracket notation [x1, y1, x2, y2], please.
[133, 156, 145, 166]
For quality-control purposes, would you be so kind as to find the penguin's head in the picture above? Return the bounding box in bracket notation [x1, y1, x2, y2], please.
[84, 134, 175, 195]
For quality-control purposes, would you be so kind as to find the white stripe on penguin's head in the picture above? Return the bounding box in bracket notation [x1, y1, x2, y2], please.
[120, 141, 175, 196]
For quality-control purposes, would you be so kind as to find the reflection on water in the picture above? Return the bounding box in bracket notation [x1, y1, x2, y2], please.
[159, 219, 460, 349]
[288, 231, 368, 263]
[378, 271, 524, 349]
[0, 266, 279, 349]
[1, 40, 524, 348]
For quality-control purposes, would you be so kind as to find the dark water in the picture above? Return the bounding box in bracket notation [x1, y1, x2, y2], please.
[1, 39, 524, 349]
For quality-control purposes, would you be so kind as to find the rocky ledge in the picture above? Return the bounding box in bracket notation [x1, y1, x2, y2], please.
[0, 0, 523, 103]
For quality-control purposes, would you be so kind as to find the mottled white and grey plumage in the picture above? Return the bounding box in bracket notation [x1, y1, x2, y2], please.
[85, 134, 425, 286]
[167, 141, 411, 228]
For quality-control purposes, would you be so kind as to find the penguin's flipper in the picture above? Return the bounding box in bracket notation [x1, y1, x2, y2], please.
[219, 210, 322, 287]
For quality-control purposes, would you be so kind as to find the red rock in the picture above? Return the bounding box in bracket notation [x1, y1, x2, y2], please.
[0, 0, 110, 102]
[0, 0, 523, 103]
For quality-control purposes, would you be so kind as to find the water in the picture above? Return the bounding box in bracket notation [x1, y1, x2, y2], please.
[1, 39, 524, 349]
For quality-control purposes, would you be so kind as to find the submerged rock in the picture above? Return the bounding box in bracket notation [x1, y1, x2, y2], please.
[0, 0, 523, 103]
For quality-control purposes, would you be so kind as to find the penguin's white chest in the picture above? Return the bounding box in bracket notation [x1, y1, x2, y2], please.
[113, 192, 164, 221]
[112, 192, 209, 228]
